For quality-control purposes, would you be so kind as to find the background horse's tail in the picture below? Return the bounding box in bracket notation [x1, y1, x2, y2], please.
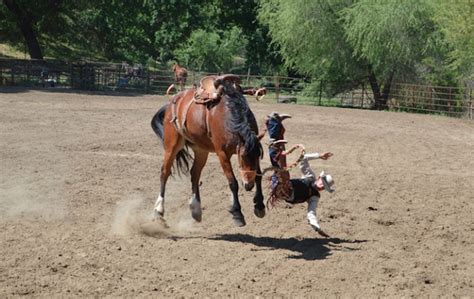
[151, 103, 192, 175]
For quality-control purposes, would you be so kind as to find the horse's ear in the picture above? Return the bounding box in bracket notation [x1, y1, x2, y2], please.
[214, 74, 241, 89]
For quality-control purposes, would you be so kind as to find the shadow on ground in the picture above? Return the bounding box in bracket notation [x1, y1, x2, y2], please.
[208, 233, 368, 261]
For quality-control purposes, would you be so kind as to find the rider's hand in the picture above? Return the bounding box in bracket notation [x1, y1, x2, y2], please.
[320, 152, 333, 160]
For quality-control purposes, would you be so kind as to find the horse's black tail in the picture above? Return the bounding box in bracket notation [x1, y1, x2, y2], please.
[151, 104, 168, 141]
[151, 103, 192, 175]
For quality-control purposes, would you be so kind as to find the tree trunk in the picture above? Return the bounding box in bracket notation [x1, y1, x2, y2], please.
[367, 65, 395, 110]
[381, 70, 395, 104]
[3, 0, 44, 60]
[367, 65, 383, 110]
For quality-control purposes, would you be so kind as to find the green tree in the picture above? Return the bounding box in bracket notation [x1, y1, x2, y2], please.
[342, 0, 444, 107]
[173, 26, 247, 72]
[1, 0, 279, 74]
[218, 0, 282, 74]
[1, 0, 64, 59]
[433, 0, 474, 80]
[259, 0, 450, 109]
[75, 0, 156, 62]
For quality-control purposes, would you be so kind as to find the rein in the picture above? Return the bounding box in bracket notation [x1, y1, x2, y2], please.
[260, 144, 306, 175]
[236, 143, 257, 181]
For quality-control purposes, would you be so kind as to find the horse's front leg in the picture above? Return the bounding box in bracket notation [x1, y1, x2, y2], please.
[253, 167, 266, 218]
[216, 152, 246, 227]
[189, 150, 209, 222]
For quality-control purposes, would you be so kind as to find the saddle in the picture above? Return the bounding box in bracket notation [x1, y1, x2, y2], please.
[170, 74, 242, 140]
[194, 74, 241, 103]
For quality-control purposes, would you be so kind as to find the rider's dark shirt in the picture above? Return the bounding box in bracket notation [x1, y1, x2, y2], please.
[286, 178, 320, 204]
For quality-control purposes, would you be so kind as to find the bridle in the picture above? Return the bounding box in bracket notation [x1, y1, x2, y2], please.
[236, 143, 257, 183]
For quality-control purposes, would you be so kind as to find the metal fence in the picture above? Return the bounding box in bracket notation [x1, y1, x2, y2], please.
[387, 83, 472, 118]
[1, 58, 472, 119]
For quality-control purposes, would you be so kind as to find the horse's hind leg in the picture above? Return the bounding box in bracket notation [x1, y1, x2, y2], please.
[216, 151, 246, 227]
[189, 149, 209, 222]
[154, 134, 185, 220]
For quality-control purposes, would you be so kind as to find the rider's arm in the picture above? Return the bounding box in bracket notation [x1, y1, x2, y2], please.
[304, 152, 333, 161]
[304, 152, 321, 161]
[299, 158, 316, 178]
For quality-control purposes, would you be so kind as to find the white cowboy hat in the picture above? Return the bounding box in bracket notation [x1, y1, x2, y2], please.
[320, 171, 335, 193]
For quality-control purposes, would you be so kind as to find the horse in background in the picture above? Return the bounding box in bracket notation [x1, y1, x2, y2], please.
[151, 74, 266, 226]
[172, 63, 188, 91]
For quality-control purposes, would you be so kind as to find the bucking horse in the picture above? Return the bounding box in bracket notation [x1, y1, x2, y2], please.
[151, 74, 266, 226]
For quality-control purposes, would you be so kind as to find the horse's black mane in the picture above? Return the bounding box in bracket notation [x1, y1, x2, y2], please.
[224, 92, 262, 162]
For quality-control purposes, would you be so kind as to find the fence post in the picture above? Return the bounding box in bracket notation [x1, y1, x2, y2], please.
[26, 62, 30, 83]
[79, 64, 83, 89]
[275, 75, 280, 103]
[470, 88, 472, 120]
[146, 68, 150, 94]
[69, 62, 73, 88]
[448, 87, 452, 115]
[246, 67, 251, 86]
[361, 83, 365, 108]
[318, 80, 323, 105]
[429, 87, 433, 111]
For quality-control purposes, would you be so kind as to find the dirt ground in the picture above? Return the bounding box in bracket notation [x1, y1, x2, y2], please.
[0, 88, 473, 297]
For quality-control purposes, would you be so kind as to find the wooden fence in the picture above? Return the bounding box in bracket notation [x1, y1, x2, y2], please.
[1, 58, 472, 119]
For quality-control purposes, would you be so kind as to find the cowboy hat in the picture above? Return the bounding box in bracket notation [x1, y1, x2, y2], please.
[267, 111, 292, 120]
[319, 171, 335, 193]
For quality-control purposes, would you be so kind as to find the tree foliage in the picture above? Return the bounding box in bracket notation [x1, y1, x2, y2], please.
[258, 0, 472, 107]
[173, 26, 247, 72]
[259, 0, 357, 81]
[1, 0, 278, 73]
[433, 0, 474, 80]
[1, 0, 472, 88]
[342, 0, 441, 77]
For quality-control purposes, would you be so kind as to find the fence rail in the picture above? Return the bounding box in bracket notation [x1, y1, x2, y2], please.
[1, 58, 472, 119]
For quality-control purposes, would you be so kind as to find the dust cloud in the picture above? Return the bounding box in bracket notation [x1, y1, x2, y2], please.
[0, 179, 66, 222]
[110, 193, 200, 238]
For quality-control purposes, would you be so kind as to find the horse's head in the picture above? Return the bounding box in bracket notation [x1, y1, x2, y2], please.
[236, 140, 263, 191]
[212, 74, 263, 191]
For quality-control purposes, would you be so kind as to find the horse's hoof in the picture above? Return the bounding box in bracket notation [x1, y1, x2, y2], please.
[189, 196, 202, 222]
[254, 207, 266, 218]
[229, 210, 246, 227]
[153, 208, 164, 220]
[151, 217, 170, 229]
[233, 216, 246, 227]
[191, 210, 202, 222]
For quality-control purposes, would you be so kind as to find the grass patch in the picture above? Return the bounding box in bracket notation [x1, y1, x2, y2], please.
[0, 43, 28, 59]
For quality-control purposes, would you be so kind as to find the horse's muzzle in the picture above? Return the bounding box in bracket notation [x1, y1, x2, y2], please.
[240, 170, 256, 191]
[244, 181, 255, 191]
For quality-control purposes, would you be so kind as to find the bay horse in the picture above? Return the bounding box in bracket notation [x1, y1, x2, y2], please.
[172, 63, 188, 91]
[151, 74, 266, 226]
